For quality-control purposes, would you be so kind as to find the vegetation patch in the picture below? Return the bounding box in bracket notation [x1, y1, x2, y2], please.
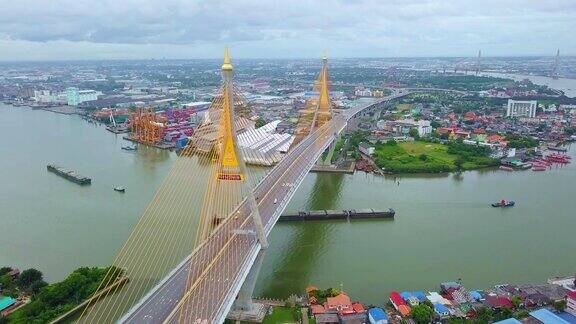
[6, 266, 122, 324]
[263, 306, 300, 324]
[373, 140, 498, 174]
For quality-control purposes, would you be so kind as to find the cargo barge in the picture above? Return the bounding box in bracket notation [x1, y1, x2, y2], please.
[47, 164, 91, 185]
[279, 208, 395, 221]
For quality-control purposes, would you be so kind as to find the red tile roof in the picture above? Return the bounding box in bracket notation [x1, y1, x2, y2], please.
[352, 303, 365, 313]
[325, 293, 352, 312]
[485, 295, 513, 309]
[311, 304, 326, 315]
[390, 291, 406, 306]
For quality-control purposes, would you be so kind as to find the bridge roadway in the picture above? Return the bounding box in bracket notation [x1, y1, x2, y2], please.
[121, 91, 408, 323]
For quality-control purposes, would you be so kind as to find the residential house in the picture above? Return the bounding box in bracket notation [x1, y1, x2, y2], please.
[567, 291, 576, 316]
[324, 293, 353, 314]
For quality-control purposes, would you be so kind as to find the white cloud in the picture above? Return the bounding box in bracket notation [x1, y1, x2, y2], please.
[0, 0, 574, 60]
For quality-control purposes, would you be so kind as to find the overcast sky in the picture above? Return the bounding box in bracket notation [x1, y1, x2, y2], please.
[0, 0, 575, 61]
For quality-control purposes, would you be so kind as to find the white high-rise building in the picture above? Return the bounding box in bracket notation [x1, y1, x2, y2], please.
[506, 99, 537, 118]
[66, 87, 99, 106]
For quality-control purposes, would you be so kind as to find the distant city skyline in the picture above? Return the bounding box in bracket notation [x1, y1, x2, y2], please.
[0, 0, 575, 61]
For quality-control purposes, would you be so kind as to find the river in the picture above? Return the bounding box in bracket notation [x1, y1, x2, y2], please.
[1, 103, 575, 306]
[480, 72, 576, 98]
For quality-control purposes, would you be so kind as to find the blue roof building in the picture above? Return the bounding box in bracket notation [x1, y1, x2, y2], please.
[412, 291, 427, 302]
[529, 309, 571, 324]
[469, 290, 483, 301]
[493, 319, 522, 324]
[557, 312, 576, 324]
[433, 303, 450, 317]
[400, 291, 412, 300]
[368, 307, 388, 324]
[0, 296, 16, 312]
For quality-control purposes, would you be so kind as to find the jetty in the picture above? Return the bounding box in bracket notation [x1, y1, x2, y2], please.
[279, 208, 395, 222]
[47, 164, 91, 185]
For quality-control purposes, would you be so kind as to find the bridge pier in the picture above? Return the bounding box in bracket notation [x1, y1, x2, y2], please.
[232, 248, 267, 311]
[227, 248, 269, 322]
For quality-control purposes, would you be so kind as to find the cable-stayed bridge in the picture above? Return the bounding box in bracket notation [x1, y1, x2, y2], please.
[77, 49, 409, 324]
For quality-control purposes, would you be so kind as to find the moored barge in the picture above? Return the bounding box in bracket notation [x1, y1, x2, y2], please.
[47, 164, 91, 185]
[279, 208, 395, 221]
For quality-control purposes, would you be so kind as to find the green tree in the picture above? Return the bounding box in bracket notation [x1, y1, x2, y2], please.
[29, 280, 48, 294]
[419, 154, 428, 161]
[409, 128, 419, 138]
[0, 267, 12, 276]
[17, 268, 43, 290]
[511, 296, 522, 308]
[386, 139, 397, 146]
[554, 300, 567, 312]
[475, 307, 493, 323]
[493, 308, 513, 321]
[0, 274, 13, 289]
[255, 117, 266, 128]
[411, 304, 433, 324]
[454, 156, 465, 170]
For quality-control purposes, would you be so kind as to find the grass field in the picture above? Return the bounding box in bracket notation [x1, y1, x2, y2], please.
[396, 103, 413, 112]
[373, 140, 497, 173]
[263, 307, 299, 324]
[399, 141, 457, 163]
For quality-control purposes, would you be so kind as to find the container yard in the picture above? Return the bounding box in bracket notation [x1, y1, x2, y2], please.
[46, 164, 91, 185]
[122, 106, 208, 149]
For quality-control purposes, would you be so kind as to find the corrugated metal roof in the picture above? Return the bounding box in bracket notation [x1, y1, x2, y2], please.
[493, 318, 522, 324]
[529, 308, 571, 324]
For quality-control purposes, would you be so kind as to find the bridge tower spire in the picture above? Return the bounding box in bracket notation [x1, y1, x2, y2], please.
[551, 49, 560, 79]
[291, 52, 333, 148]
[475, 50, 482, 75]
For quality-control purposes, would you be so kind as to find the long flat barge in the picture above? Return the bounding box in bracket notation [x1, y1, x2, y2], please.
[47, 164, 91, 185]
[279, 208, 395, 221]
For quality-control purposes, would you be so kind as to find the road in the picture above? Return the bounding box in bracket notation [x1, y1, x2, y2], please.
[121, 91, 409, 323]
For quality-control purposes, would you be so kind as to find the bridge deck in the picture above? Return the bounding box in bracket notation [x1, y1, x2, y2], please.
[121, 93, 406, 323]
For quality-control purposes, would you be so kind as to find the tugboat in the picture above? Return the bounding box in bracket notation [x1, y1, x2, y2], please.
[114, 186, 126, 193]
[491, 199, 515, 208]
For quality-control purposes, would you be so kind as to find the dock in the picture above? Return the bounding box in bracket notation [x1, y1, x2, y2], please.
[279, 208, 395, 221]
[47, 164, 91, 185]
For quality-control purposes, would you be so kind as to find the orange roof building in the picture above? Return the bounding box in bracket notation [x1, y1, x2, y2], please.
[352, 303, 365, 313]
[311, 304, 326, 315]
[324, 293, 352, 313]
[398, 304, 411, 317]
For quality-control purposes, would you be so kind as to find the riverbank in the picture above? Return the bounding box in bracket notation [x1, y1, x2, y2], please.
[0, 266, 123, 323]
[265, 275, 576, 324]
[479, 72, 576, 98]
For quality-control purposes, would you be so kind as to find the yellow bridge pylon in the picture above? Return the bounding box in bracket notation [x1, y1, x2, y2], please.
[291, 52, 333, 148]
[193, 47, 267, 245]
[76, 48, 268, 324]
